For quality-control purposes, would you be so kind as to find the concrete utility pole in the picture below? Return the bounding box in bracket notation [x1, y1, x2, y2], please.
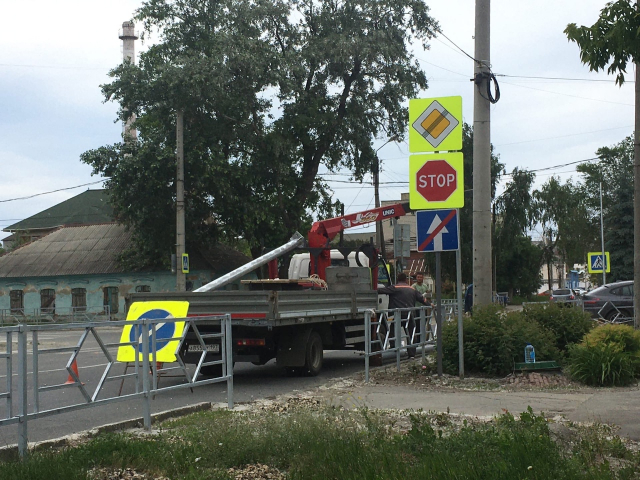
[119, 21, 138, 141]
[176, 110, 186, 292]
[472, 0, 492, 306]
[634, 58, 640, 329]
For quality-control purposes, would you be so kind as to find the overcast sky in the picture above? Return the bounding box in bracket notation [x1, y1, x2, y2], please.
[0, 0, 635, 243]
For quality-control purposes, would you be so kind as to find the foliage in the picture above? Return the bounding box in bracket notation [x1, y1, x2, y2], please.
[1, 407, 629, 479]
[442, 305, 559, 376]
[578, 136, 635, 282]
[81, 0, 440, 267]
[568, 324, 640, 386]
[495, 235, 543, 297]
[522, 303, 593, 354]
[565, 1, 640, 86]
[533, 176, 595, 290]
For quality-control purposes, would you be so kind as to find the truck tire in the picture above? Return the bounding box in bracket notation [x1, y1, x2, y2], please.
[303, 331, 323, 376]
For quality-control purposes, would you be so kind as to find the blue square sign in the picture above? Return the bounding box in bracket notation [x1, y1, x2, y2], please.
[416, 209, 459, 252]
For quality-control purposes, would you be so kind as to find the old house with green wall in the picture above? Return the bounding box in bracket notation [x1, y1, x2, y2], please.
[0, 190, 253, 320]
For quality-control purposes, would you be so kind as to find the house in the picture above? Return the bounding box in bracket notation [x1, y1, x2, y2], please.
[0, 190, 254, 320]
[0, 223, 252, 319]
[2, 189, 113, 250]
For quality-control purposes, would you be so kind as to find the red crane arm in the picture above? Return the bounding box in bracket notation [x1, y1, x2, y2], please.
[308, 202, 411, 248]
[307, 202, 411, 283]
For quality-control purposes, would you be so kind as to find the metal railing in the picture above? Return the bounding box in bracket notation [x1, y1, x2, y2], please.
[0, 306, 112, 325]
[0, 315, 233, 458]
[364, 302, 459, 381]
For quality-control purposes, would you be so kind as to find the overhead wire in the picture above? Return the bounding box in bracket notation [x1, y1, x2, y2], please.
[0, 179, 107, 203]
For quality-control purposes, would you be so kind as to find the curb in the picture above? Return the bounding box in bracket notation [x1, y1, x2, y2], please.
[0, 402, 213, 461]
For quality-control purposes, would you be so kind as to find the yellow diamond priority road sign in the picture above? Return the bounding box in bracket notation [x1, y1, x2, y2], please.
[409, 96, 462, 152]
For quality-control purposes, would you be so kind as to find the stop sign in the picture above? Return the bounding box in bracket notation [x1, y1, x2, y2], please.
[416, 160, 457, 202]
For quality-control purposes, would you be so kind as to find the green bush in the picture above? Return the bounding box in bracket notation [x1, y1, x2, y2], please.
[522, 303, 593, 354]
[568, 324, 640, 386]
[442, 305, 559, 376]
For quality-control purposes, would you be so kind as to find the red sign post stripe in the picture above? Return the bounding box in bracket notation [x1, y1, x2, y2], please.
[419, 210, 456, 251]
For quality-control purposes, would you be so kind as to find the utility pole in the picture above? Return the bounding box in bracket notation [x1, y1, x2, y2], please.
[373, 137, 398, 260]
[600, 182, 606, 286]
[634, 55, 640, 328]
[176, 110, 186, 292]
[472, 0, 492, 306]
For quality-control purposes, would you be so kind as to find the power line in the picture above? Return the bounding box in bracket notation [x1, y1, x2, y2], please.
[0, 180, 107, 203]
[496, 73, 625, 83]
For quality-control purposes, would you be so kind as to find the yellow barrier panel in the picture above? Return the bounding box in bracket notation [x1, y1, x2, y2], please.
[117, 301, 189, 362]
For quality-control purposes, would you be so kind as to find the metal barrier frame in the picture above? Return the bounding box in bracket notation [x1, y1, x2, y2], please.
[0, 315, 233, 458]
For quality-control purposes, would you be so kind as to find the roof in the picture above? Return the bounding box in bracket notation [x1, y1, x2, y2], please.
[0, 223, 131, 278]
[4, 189, 113, 232]
[0, 223, 253, 279]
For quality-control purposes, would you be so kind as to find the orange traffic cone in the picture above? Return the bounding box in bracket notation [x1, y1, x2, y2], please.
[65, 359, 84, 385]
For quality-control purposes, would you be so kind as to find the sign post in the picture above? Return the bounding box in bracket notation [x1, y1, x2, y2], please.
[416, 209, 460, 376]
[409, 96, 464, 377]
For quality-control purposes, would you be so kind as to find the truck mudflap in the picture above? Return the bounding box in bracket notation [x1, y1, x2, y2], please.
[276, 326, 313, 368]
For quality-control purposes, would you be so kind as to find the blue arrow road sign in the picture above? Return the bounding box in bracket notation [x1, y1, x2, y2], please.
[416, 209, 459, 252]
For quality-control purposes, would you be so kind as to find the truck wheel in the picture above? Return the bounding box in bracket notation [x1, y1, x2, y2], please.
[303, 331, 323, 376]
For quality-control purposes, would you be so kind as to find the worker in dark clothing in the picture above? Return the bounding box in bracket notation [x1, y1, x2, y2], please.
[378, 273, 429, 358]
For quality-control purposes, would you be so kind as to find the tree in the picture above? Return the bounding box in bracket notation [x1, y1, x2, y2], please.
[578, 136, 635, 282]
[81, 0, 439, 267]
[565, 0, 640, 326]
[494, 168, 542, 297]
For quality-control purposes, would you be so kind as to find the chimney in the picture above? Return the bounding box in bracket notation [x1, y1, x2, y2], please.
[119, 21, 139, 141]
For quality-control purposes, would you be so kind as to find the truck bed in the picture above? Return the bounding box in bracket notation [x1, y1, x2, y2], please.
[128, 289, 378, 326]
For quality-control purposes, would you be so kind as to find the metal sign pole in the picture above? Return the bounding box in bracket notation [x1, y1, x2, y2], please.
[436, 252, 443, 376]
[456, 245, 464, 379]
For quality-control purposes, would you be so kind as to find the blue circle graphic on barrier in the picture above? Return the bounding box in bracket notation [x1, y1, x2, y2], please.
[129, 309, 176, 354]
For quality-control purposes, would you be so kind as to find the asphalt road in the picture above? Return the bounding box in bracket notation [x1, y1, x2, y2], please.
[0, 326, 369, 447]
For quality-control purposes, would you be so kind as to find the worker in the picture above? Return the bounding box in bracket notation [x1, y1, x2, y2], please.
[378, 272, 429, 358]
[411, 273, 429, 304]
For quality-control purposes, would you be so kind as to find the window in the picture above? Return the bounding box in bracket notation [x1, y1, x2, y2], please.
[103, 287, 119, 314]
[621, 285, 633, 296]
[71, 288, 86, 311]
[40, 289, 55, 314]
[10, 290, 23, 314]
[610, 288, 622, 296]
[135, 285, 151, 293]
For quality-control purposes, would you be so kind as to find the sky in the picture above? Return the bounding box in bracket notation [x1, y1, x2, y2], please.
[0, 0, 635, 244]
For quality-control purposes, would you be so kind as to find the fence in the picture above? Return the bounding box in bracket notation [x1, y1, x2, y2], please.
[0, 306, 112, 326]
[364, 302, 460, 382]
[0, 314, 233, 458]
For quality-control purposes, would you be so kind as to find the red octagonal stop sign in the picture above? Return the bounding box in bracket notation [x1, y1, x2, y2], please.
[416, 160, 457, 202]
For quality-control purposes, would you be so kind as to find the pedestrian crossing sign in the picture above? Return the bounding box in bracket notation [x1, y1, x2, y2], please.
[587, 252, 610, 273]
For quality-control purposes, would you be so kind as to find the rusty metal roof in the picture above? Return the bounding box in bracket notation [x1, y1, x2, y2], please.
[0, 224, 132, 278]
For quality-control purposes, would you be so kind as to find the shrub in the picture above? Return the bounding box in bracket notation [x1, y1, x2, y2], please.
[568, 324, 640, 386]
[442, 305, 559, 376]
[522, 303, 593, 354]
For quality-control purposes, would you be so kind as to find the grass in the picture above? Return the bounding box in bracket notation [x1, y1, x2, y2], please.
[1, 406, 638, 480]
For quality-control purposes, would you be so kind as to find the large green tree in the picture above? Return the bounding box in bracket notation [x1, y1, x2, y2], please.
[533, 177, 594, 290]
[82, 0, 439, 267]
[494, 168, 542, 297]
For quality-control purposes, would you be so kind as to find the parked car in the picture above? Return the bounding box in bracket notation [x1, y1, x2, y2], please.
[582, 280, 634, 321]
[549, 288, 578, 306]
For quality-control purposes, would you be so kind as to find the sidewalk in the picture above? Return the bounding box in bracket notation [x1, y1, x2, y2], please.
[312, 369, 640, 441]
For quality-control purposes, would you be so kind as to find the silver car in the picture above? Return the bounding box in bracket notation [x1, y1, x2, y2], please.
[549, 288, 578, 306]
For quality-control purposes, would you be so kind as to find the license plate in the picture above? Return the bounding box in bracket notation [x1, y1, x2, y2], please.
[187, 344, 220, 353]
